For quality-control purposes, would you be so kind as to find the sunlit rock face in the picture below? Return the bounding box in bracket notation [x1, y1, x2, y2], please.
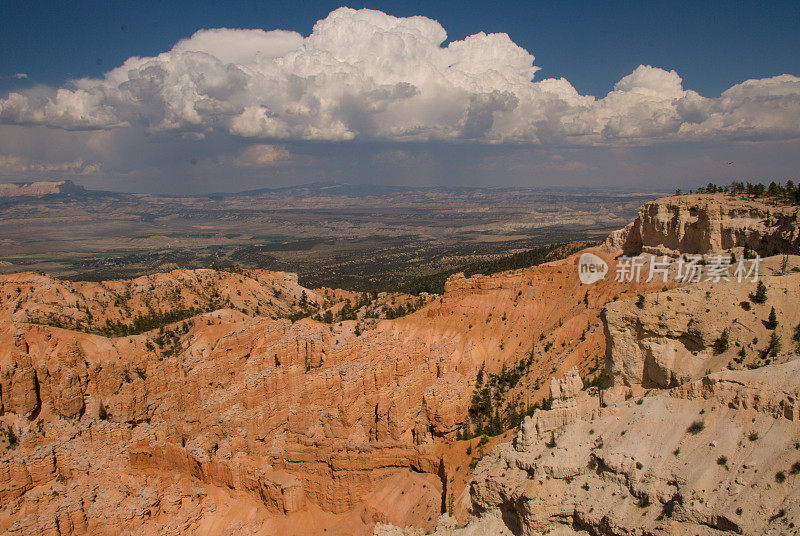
[422, 359, 800, 536]
[3, 193, 800, 536]
[606, 193, 800, 256]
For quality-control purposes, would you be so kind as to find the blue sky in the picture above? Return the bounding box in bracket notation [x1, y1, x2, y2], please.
[1, 1, 799, 193]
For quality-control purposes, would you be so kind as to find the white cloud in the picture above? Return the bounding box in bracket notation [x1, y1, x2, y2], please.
[12, 73, 28, 80]
[232, 144, 290, 166]
[1, 7, 799, 145]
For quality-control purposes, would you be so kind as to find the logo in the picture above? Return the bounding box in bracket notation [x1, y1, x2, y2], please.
[578, 252, 608, 284]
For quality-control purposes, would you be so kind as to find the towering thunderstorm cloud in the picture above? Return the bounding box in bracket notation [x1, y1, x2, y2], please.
[2, 7, 799, 146]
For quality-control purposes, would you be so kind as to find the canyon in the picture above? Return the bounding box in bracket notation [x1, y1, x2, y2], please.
[1, 194, 799, 535]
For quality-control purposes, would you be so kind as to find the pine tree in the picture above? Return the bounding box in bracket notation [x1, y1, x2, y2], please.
[713, 329, 730, 354]
[766, 306, 778, 330]
[768, 332, 782, 357]
[751, 280, 768, 304]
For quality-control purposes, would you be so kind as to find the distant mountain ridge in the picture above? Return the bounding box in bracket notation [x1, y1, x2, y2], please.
[0, 179, 666, 201]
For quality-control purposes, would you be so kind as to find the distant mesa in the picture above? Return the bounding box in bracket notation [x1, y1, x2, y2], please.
[0, 179, 85, 198]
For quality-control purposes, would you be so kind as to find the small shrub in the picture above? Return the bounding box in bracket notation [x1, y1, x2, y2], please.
[636, 294, 646, 309]
[790, 461, 800, 475]
[776, 471, 786, 483]
[740, 301, 751, 311]
[687, 421, 705, 435]
[748, 431, 759, 441]
[717, 456, 728, 468]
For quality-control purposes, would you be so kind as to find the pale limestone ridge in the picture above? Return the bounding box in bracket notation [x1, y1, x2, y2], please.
[605, 194, 800, 256]
[412, 361, 800, 535]
[0, 180, 84, 197]
[603, 265, 800, 389]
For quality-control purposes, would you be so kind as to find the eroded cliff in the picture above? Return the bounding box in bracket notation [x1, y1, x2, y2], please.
[605, 194, 800, 256]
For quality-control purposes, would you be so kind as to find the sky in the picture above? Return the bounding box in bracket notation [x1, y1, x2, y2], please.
[1, 0, 799, 193]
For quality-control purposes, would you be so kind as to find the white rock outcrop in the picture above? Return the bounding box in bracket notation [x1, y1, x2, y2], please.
[605, 194, 800, 256]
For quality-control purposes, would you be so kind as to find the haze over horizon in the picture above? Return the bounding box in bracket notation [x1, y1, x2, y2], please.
[1, 1, 799, 194]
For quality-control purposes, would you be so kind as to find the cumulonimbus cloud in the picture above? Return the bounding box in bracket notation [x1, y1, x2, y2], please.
[1, 7, 799, 145]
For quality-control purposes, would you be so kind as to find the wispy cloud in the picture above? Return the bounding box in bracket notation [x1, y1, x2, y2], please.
[0, 154, 100, 176]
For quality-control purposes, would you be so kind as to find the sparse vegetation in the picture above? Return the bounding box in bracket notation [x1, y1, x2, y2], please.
[4, 426, 18, 448]
[462, 350, 543, 438]
[713, 329, 730, 354]
[687, 420, 705, 435]
[398, 242, 591, 295]
[696, 180, 800, 206]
